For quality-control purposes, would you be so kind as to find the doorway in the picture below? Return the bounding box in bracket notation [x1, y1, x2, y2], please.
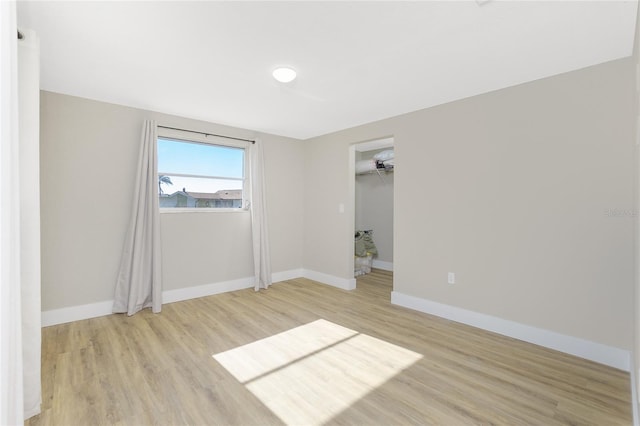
[350, 138, 394, 288]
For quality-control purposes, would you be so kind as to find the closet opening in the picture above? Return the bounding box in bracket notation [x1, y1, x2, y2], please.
[350, 137, 394, 292]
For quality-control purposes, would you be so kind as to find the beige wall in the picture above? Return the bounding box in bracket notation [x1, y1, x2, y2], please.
[40, 57, 636, 351]
[304, 58, 636, 350]
[40, 91, 304, 310]
[355, 149, 394, 264]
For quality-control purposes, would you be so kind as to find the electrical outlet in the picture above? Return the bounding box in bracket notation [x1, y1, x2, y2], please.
[448, 272, 455, 284]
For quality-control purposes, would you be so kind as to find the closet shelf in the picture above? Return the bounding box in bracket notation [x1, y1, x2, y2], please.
[356, 167, 393, 176]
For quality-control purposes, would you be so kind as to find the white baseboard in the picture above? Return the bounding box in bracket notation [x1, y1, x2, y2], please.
[41, 269, 304, 327]
[41, 300, 114, 327]
[302, 269, 356, 290]
[163, 276, 254, 304]
[272, 268, 305, 283]
[24, 403, 41, 421]
[372, 259, 393, 271]
[391, 291, 631, 372]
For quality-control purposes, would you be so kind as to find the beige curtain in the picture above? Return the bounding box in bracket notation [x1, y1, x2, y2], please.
[113, 120, 163, 315]
[250, 139, 272, 291]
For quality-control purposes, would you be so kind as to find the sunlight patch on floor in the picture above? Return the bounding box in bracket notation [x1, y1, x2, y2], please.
[213, 319, 422, 425]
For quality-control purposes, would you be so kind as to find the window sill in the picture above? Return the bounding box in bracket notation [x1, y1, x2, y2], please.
[159, 208, 249, 214]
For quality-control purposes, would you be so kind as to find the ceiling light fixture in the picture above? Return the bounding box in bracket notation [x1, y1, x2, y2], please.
[272, 67, 297, 83]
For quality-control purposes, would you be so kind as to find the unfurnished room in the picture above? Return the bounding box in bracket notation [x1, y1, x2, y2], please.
[2, 1, 640, 425]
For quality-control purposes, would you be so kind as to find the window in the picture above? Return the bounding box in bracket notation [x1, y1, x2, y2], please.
[157, 134, 247, 210]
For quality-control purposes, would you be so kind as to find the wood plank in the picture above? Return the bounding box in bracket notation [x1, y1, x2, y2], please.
[26, 269, 632, 425]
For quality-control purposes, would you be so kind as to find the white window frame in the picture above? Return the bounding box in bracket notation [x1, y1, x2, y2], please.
[157, 127, 250, 213]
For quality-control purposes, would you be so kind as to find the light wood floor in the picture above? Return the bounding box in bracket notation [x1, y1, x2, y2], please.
[27, 270, 632, 425]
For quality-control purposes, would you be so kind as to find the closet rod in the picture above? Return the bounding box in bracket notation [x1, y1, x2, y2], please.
[157, 125, 255, 144]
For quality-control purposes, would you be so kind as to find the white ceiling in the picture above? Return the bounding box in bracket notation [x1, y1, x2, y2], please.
[17, 1, 638, 140]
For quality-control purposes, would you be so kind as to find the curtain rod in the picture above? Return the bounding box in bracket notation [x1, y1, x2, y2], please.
[157, 125, 255, 144]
